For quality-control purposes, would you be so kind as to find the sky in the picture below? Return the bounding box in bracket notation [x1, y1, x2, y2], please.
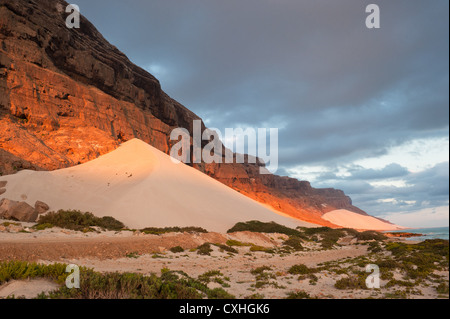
[73, 0, 449, 228]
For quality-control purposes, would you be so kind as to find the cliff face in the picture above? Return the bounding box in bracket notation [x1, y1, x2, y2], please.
[0, 0, 368, 227]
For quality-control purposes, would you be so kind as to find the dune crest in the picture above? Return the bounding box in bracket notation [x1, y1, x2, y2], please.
[321, 209, 404, 231]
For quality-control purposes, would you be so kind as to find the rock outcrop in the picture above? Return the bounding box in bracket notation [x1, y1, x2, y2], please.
[0, 0, 377, 227]
[0, 198, 37, 222]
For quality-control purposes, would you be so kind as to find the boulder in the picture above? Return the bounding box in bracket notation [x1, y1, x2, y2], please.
[0, 188, 5, 195]
[0, 198, 38, 222]
[34, 200, 50, 215]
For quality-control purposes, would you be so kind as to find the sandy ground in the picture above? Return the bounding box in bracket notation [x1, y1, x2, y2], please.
[1, 221, 447, 299]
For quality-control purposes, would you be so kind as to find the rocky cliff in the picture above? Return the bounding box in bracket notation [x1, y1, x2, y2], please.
[0, 0, 372, 227]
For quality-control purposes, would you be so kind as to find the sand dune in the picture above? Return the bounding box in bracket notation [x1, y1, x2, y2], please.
[0, 139, 318, 232]
[321, 209, 404, 231]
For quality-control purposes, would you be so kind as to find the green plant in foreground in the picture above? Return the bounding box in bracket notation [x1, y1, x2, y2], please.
[0, 261, 236, 299]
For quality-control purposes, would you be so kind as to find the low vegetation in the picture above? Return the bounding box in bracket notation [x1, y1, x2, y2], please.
[287, 264, 316, 275]
[140, 226, 208, 235]
[0, 261, 235, 299]
[227, 221, 302, 237]
[196, 243, 213, 256]
[169, 246, 185, 253]
[35, 210, 125, 232]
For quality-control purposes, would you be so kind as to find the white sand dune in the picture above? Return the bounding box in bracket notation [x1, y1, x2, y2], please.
[0, 139, 318, 232]
[321, 209, 404, 231]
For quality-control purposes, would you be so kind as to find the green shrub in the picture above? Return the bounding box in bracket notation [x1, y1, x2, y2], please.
[250, 266, 273, 279]
[368, 241, 383, 253]
[140, 226, 208, 235]
[282, 237, 304, 251]
[245, 293, 265, 299]
[436, 283, 449, 294]
[286, 291, 312, 299]
[0, 261, 236, 299]
[125, 252, 140, 259]
[169, 246, 185, 253]
[287, 264, 315, 275]
[298, 227, 348, 249]
[334, 275, 367, 290]
[227, 221, 302, 237]
[0, 261, 68, 285]
[214, 244, 238, 254]
[198, 270, 224, 284]
[32, 223, 54, 231]
[36, 210, 125, 232]
[197, 243, 213, 256]
[355, 230, 387, 241]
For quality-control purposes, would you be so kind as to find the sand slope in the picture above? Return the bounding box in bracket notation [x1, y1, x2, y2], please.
[0, 139, 317, 232]
[321, 209, 404, 231]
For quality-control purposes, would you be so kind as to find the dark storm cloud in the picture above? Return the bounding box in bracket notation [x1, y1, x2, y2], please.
[73, 0, 448, 216]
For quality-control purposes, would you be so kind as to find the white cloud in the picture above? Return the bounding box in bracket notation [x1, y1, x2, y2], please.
[378, 206, 449, 228]
[354, 136, 449, 172]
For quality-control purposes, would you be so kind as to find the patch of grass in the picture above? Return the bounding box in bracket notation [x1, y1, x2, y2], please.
[32, 223, 54, 231]
[385, 239, 449, 279]
[249, 245, 274, 254]
[354, 230, 387, 241]
[287, 264, 316, 275]
[198, 270, 230, 287]
[385, 279, 416, 288]
[436, 283, 449, 294]
[1, 222, 20, 227]
[36, 210, 125, 232]
[383, 290, 409, 299]
[227, 221, 302, 237]
[125, 252, 140, 259]
[250, 266, 273, 279]
[282, 236, 304, 251]
[226, 240, 253, 247]
[0, 261, 68, 285]
[367, 241, 383, 253]
[245, 293, 265, 299]
[169, 246, 185, 253]
[285, 290, 312, 299]
[334, 274, 367, 290]
[213, 244, 238, 254]
[297, 227, 347, 249]
[140, 226, 208, 235]
[0, 261, 236, 299]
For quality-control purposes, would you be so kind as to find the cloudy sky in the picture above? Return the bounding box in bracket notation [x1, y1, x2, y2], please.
[74, 0, 449, 228]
